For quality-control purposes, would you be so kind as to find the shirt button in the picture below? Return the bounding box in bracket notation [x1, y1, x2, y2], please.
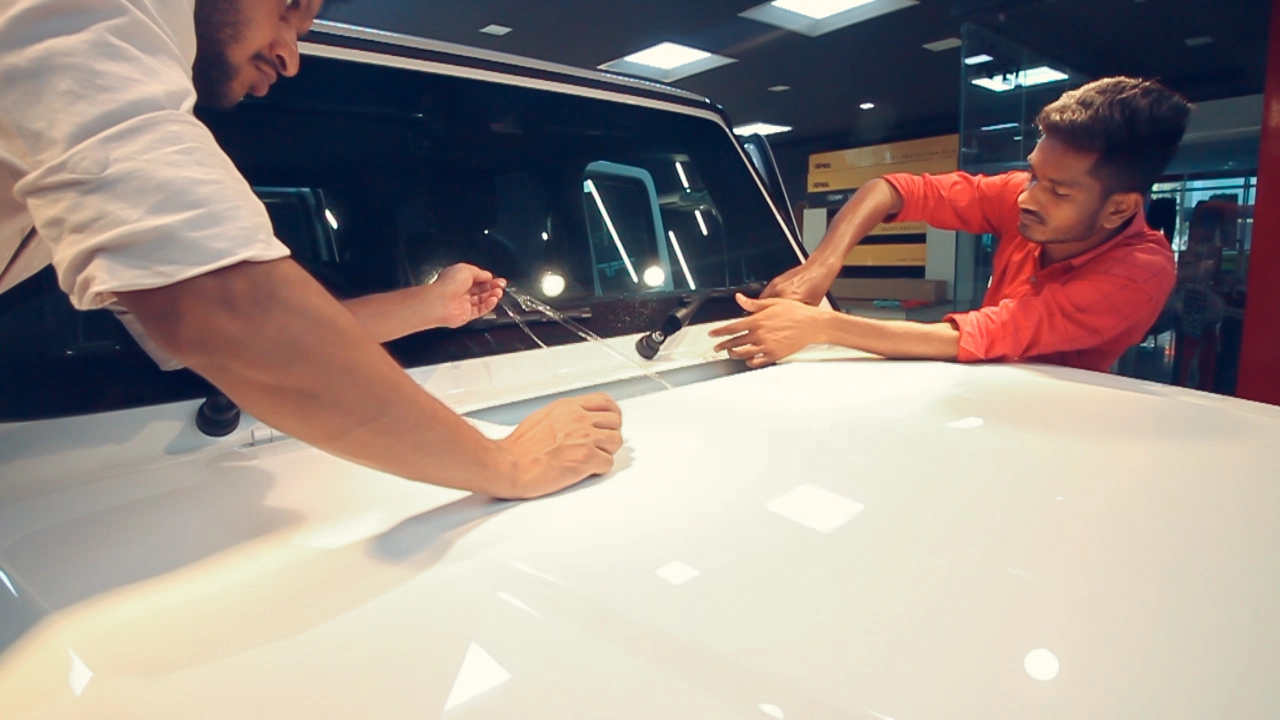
[1028, 276, 1037, 283]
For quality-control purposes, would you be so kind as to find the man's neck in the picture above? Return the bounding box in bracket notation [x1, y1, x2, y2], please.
[1040, 216, 1134, 266]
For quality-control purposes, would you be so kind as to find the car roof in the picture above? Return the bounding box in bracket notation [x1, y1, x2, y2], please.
[306, 20, 720, 114]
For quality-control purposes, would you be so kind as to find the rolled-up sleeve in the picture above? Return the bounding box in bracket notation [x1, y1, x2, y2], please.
[946, 251, 1176, 363]
[0, 0, 288, 311]
[882, 171, 1026, 236]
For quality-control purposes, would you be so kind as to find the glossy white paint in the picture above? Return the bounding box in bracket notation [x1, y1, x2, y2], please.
[2, 327, 1279, 718]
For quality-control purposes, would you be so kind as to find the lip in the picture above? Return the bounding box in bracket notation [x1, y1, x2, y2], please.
[248, 63, 278, 97]
[258, 64, 278, 87]
[1019, 212, 1044, 225]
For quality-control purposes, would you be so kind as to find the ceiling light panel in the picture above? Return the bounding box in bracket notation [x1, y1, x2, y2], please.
[599, 42, 735, 82]
[772, 0, 877, 19]
[479, 24, 512, 36]
[964, 53, 994, 65]
[740, 0, 919, 38]
[971, 65, 1068, 93]
[923, 37, 962, 52]
[625, 42, 710, 70]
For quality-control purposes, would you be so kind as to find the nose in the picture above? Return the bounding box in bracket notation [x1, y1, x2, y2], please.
[272, 27, 301, 77]
[1016, 180, 1040, 215]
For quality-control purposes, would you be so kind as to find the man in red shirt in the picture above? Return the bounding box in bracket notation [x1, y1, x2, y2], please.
[712, 77, 1192, 373]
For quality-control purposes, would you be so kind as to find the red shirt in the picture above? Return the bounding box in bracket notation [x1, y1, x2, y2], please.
[883, 171, 1175, 372]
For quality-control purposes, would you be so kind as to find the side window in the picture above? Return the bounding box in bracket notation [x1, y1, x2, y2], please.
[658, 159, 729, 292]
[582, 163, 674, 295]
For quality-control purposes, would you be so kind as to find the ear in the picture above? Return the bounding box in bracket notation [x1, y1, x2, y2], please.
[1101, 191, 1143, 230]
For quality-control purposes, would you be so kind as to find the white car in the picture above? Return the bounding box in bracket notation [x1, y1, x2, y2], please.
[2, 21, 1279, 720]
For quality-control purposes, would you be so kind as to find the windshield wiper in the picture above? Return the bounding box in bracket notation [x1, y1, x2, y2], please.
[636, 282, 765, 360]
[467, 306, 592, 330]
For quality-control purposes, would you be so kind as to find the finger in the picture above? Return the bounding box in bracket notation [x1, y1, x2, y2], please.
[726, 344, 765, 360]
[736, 293, 786, 312]
[492, 277, 508, 289]
[590, 448, 616, 476]
[589, 410, 623, 431]
[708, 319, 752, 338]
[746, 353, 776, 368]
[478, 296, 500, 316]
[759, 280, 780, 300]
[459, 264, 492, 282]
[713, 332, 756, 353]
[594, 428, 624, 454]
[578, 392, 621, 414]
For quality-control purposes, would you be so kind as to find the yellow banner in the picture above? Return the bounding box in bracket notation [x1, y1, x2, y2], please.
[809, 135, 958, 174]
[845, 243, 927, 267]
[808, 156, 958, 193]
[868, 221, 928, 236]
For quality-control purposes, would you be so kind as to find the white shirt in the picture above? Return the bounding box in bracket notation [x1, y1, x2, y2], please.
[0, 0, 290, 315]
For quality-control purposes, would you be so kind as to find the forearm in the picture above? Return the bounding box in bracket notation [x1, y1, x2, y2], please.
[818, 311, 960, 360]
[341, 285, 439, 344]
[116, 259, 520, 496]
[807, 178, 905, 270]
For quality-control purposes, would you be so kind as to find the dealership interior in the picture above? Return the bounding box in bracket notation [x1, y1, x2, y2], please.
[1, 0, 1280, 717]
[319, 0, 1278, 401]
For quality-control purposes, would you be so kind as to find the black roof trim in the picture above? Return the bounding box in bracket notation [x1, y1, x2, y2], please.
[305, 21, 720, 114]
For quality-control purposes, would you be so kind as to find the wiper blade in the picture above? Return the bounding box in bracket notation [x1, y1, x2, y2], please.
[467, 306, 592, 330]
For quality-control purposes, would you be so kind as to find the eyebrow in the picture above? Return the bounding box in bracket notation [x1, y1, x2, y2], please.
[1026, 156, 1077, 189]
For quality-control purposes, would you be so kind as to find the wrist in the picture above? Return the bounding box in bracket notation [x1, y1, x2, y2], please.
[814, 308, 842, 345]
[489, 437, 530, 499]
[807, 246, 846, 273]
[412, 283, 448, 331]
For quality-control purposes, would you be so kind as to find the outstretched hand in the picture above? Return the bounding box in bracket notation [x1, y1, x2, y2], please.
[708, 294, 831, 368]
[759, 260, 838, 306]
[425, 264, 508, 329]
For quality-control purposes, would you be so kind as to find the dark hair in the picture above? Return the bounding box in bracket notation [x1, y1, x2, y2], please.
[1037, 77, 1192, 195]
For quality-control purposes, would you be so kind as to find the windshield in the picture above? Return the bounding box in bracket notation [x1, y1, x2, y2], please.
[0, 51, 802, 421]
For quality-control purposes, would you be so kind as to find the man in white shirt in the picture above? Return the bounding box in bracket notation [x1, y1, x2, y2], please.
[0, 0, 624, 498]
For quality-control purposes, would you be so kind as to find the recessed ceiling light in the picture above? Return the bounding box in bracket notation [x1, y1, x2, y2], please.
[769, 85, 792, 92]
[980, 122, 1019, 131]
[733, 122, 793, 137]
[860, 102, 875, 110]
[740, 0, 918, 37]
[625, 42, 710, 70]
[772, 0, 877, 20]
[1185, 36, 1213, 47]
[1021, 66, 1069, 86]
[923, 37, 962, 52]
[479, 24, 512, 36]
[964, 53, 994, 65]
[599, 42, 736, 82]
[971, 65, 1068, 93]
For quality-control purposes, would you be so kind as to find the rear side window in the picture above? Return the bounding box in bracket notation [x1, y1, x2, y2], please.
[0, 52, 801, 421]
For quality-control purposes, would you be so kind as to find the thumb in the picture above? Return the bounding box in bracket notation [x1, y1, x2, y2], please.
[737, 293, 781, 313]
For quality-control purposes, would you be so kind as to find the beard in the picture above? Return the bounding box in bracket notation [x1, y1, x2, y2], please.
[192, 0, 244, 108]
[1019, 206, 1103, 245]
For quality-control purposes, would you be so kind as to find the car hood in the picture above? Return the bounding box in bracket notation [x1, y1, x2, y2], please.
[1, 358, 1279, 719]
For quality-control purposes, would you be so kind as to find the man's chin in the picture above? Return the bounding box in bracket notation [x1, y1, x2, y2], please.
[194, 86, 245, 110]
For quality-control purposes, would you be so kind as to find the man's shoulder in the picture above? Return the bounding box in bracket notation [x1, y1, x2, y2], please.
[1089, 230, 1176, 288]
